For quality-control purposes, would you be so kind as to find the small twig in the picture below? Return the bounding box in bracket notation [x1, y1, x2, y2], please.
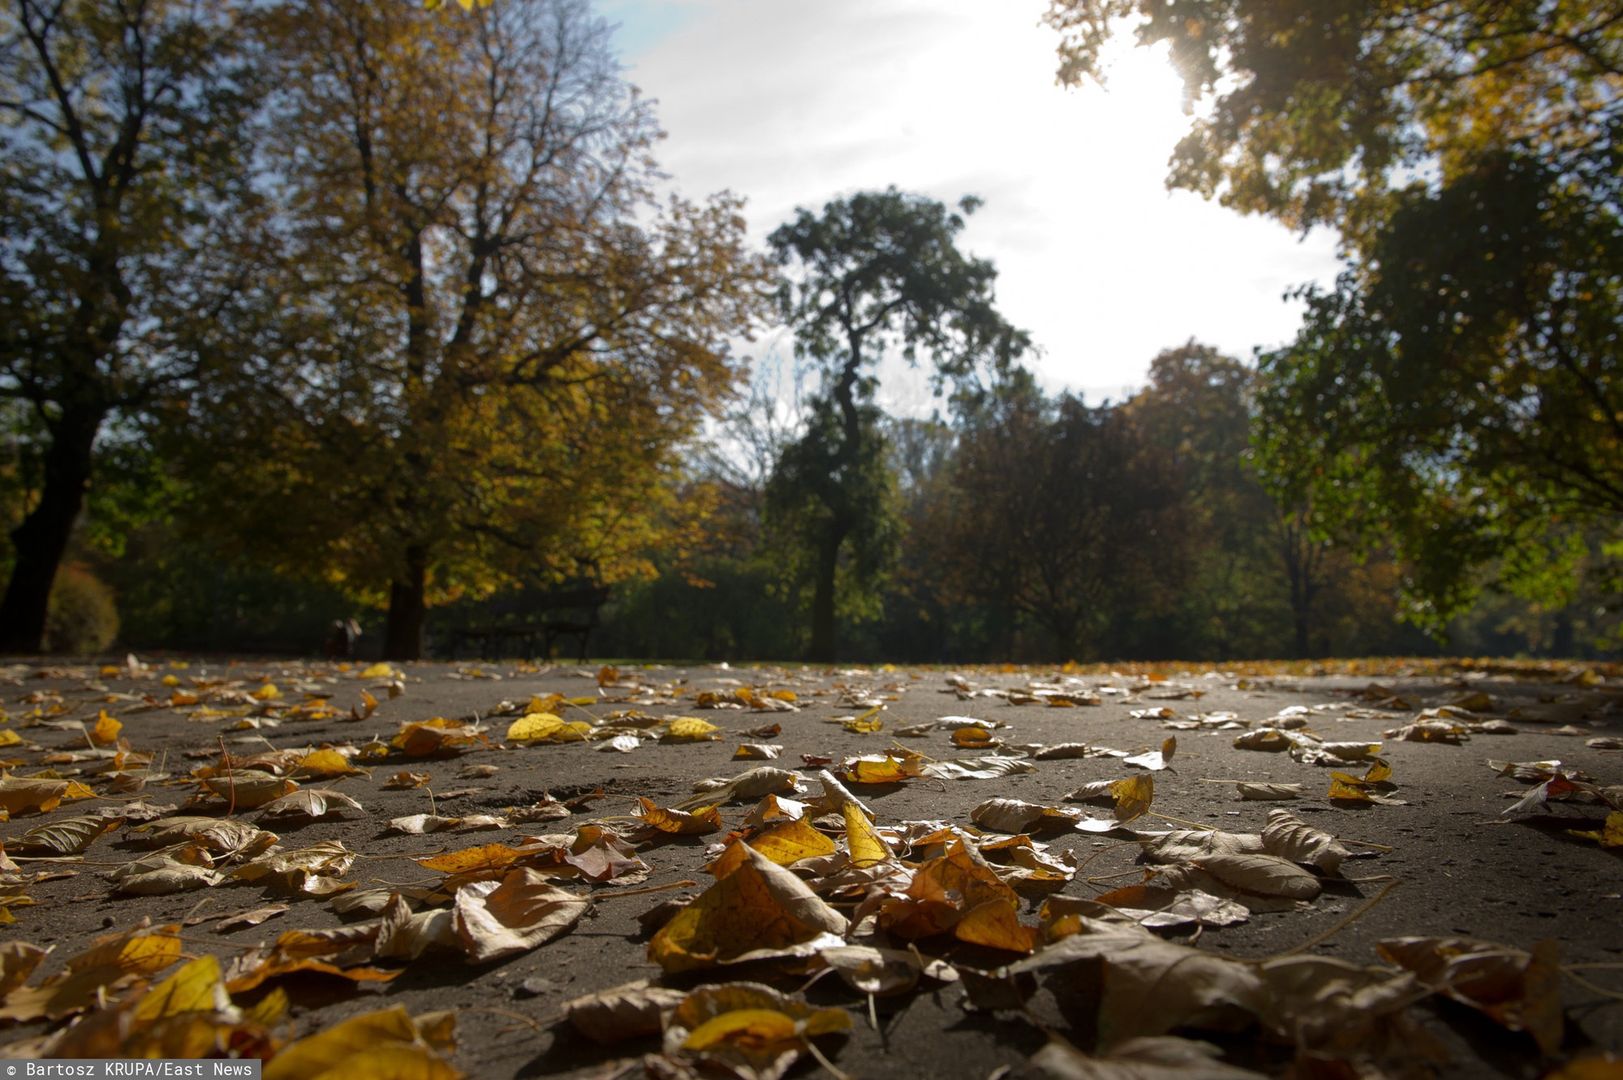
[589, 879, 698, 900]
[1562, 969, 1623, 1003]
[1272, 878, 1401, 958]
[1085, 868, 1148, 886]
[1146, 811, 1223, 831]
[803, 1035, 854, 1080]
[219, 735, 237, 817]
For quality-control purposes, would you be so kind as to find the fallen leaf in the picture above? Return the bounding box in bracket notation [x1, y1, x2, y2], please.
[563, 980, 686, 1043]
[1032, 1033, 1269, 1079]
[262, 1006, 459, 1080]
[258, 788, 364, 820]
[1260, 809, 1350, 875]
[452, 868, 588, 962]
[648, 844, 847, 974]
[1377, 937, 1562, 1054]
[843, 802, 893, 867]
[1567, 811, 1623, 848]
[736, 817, 836, 868]
[663, 717, 722, 743]
[637, 797, 722, 836]
[664, 982, 851, 1079]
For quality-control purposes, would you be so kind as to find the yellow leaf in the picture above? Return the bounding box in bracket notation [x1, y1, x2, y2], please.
[637, 797, 721, 836]
[843, 708, 883, 734]
[1109, 774, 1153, 823]
[649, 845, 846, 974]
[263, 1006, 456, 1080]
[664, 717, 721, 743]
[740, 818, 835, 867]
[843, 802, 892, 867]
[359, 663, 395, 679]
[415, 843, 529, 875]
[90, 710, 122, 746]
[505, 713, 588, 744]
[252, 683, 281, 701]
[683, 1008, 798, 1052]
[291, 748, 366, 780]
[954, 898, 1038, 954]
[0, 775, 70, 815]
[0, 730, 22, 748]
[1568, 811, 1623, 848]
[132, 954, 225, 1023]
[1328, 776, 1372, 802]
[202, 773, 299, 809]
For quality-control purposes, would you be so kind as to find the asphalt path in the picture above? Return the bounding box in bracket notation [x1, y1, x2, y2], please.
[1, 656, 1618, 1078]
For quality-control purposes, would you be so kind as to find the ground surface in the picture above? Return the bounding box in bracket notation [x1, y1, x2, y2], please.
[0, 656, 1619, 1078]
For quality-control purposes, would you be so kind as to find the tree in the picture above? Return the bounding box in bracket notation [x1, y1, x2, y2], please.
[184, 0, 768, 659]
[1253, 153, 1621, 627]
[766, 188, 1029, 661]
[1047, 0, 1622, 627]
[0, 0, 257, 651]
[936, 383, 1193, 660]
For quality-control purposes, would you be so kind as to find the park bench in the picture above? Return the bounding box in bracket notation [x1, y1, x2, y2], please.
[444, 582, 610, 662]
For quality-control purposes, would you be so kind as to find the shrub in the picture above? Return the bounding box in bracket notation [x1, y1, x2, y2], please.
[45, 563, 120, 654]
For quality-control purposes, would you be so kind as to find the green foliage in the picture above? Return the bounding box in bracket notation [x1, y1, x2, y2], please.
[766, 188, 1029, 660]
[45, 563, 119, 654]
[1048, 1, 1621, 633]
[1253, 151, 1622, 629]
[0, 0, 262, 649]
[174, 0, 770, 659]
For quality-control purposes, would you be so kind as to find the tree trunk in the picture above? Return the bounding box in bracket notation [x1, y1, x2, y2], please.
[384, 544, 428, 661]
[808, 530, 841, 663]
[0, 407, 104, 653]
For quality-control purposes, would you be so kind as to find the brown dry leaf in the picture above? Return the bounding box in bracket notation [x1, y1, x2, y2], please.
[262, 1006, 460, 1080]
[224, 949, 400, 995]
[258, 788, 364, 821]
[108, 856, 222, 896]
[564, 980, 687, 1043]
[393, 718, 489, 757]
[136, 817, 277, 861]
[1196, 853, 1322, 900]
[817, 944, 933, 997]
[0, 941, 48, 998]
[1233, 729, 1293, 752]
[383, 770, 432, 790]
[386, 813, 509, 835]
[921, 754, 1037, 781]
[878, 839, 1028, 947]
[215, 904, 290, 932]
[742, 794, 808, 828]
[1260, 809, 1350, 875]
[200, 772, 299, 809]
[1012, 921, 1264, 1045]
[648, 843, 847, 974]
[1377, 936, 1562, 1054]
[452, 868, 589, 962]
[1051, 887, 1250, 933]
[1124, 737, 1176, 772]
[1032, 1033, 1269, 1079]
[0, 774, 84, 816]
[10, 813, 123, 856]
[231, 839, 356, 895]
[1235, 782, 1302, 800]
[971, 797, 1081, 835]
[733, 743, 783, 760]
[637, 796, 722, 836]
[680, 767, 804, 809]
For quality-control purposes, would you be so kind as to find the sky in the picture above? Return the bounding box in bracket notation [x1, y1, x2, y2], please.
[596, 0, 1344, 409]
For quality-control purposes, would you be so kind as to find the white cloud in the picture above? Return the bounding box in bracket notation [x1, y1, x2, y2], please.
[608, 0, 1342, 402]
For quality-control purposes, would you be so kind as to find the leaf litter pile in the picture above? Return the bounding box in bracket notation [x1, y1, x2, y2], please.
[0, 656, 1619, 1078]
